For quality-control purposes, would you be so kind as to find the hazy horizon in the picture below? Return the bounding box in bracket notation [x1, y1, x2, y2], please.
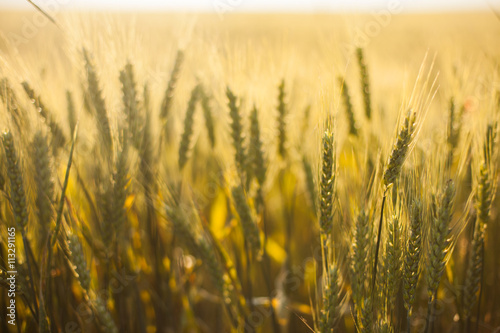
[0, 0, 498, 13]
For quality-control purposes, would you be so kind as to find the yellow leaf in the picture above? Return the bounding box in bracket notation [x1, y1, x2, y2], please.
[125, 194, 135, 209]
[210, 189, 227, 239]
[265, 238, 287, 263]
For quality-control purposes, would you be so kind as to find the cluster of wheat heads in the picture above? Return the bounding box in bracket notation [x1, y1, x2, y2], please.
[0, 34, 499, 333]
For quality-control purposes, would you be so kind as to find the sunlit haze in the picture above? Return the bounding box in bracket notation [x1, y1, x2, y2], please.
[0, 0, 496, 12]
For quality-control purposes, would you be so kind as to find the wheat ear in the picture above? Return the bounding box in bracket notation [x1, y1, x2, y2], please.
[83, 48, 113, 154]
[200, 86, 216, 148]
[356, 48, 372, 120]
[319, 120, 335, 237]
[403, 200, 423, 317]
[425, 180, 455, 333]
[160, 50, 184, 120]
[178, 84, 201, 169]
[351, 210, 370, 306]
[22, 81, 66, 151]
[277, 79, 287, 158]
[226, 87, 246, 179]
[231, 185, 262, 259]
[119, 62, 142, 149]
[319, 265, 342, 333]
[338, 76, 358, 136]
[32, 131, 55, 252]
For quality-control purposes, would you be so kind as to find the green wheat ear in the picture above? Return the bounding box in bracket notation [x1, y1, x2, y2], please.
[319, 265, 342, 333]
[2, 130, 29, 230]
[83, 48, 113, 155]
[319, 120, 335, 236]
[463, 123, 497, 319]
[32, 131, 55, 249]
[92, 295, 118, 333]
[357, 297, 374, 332]
[446, 97, 463, 166]
[22, 81, 66, 152]
[338, 76, 358, 136]
[67, 233, 91, 291]
[377, 319, 393, 333]
[277, 79, 287, 158]
[248, 105, 267, 187]
[139, 82, 155, 190]
[386, 214, 402, 307]
[0, 78, 29, 133]
[165, 202, 226, 296]
[426, 179, 455, 301]
[119, 62, 142, 149]
[356, 47, 372, 120]
[200, 86, 216, 148]
[302, 156, 317, 215]
[161, 49, 184, 120]
[231, 185, 261, 259]
[226, 87, 246, 179]
[178, 84, 201, 169]
[383, 110, 417, 187]
[351, 210, 370, 305]
[403, 200, 423, 316]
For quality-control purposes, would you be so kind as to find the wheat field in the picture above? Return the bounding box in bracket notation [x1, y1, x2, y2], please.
[0, 9, 499, 333]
